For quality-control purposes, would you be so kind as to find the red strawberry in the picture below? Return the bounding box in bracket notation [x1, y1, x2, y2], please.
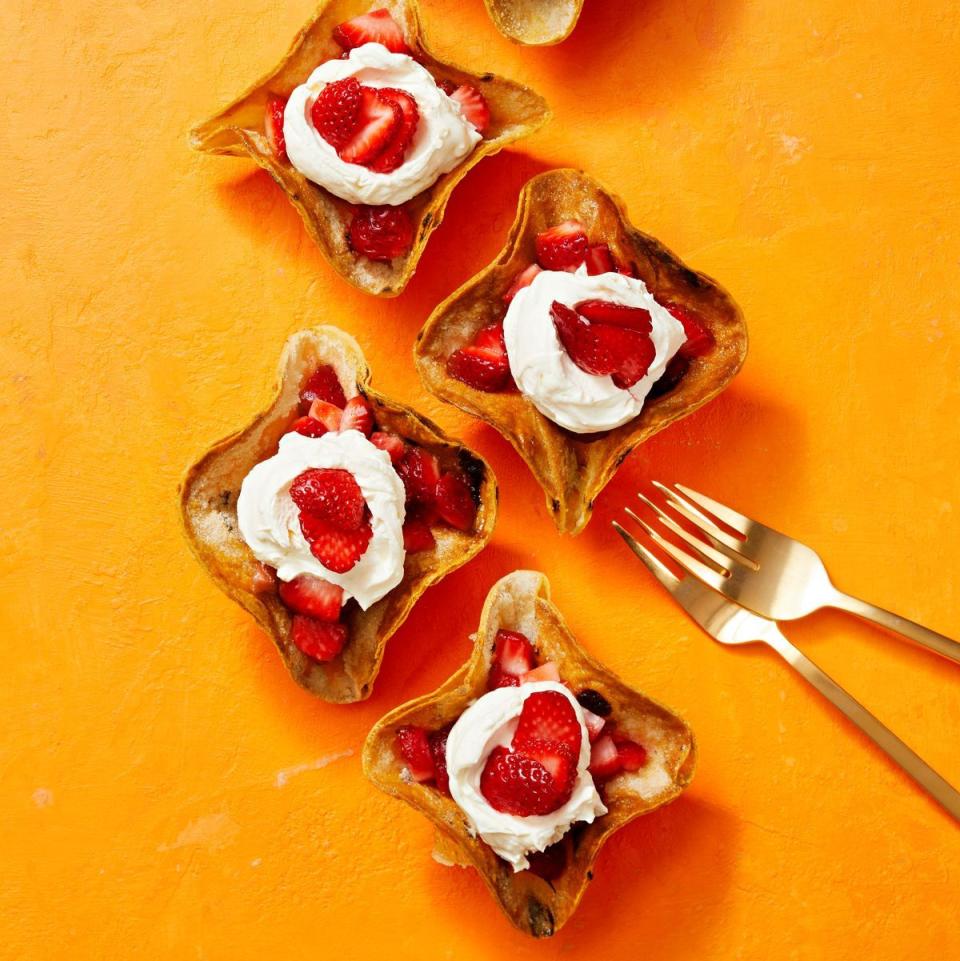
[521, 738, 577, 793]
[664, 302, 715, 358]
[513, 690, 582, 756]
[584, 243, 614, 275]
[339, 395, 373, 435]
[348, 204, 414, 261]
[290, 468, 366, 531]
[278, 573, 343, 620]
[301, 517, 373, 573]
[588, 734, 621, 779]
[495, 629, 535, 675]
[300, 364, 347, 411]
[339, 87, 401, 165]
[429, 726, 451, 794]
[396, 725, 435, 782]
[309, 399, 343, 431]
[265, 94, 288, 160]
[396, 446, 441, 504]
[402, 517, 435, 552]
[535, 221, 588, 271]
[289, 415, 328, 438]
[575, 299, 652, 333]
[605, 328, 656, 389]
[333, 8, 410, 54]
[251, 562, 277, 594]
[480, 743, 574, 816]
[310, 77, 361, 150]
[449, 84, 490, 133]
[446, 322, 511, 393]
[503, 263, 542, 303]
[614, 738, 648, 772]
[435, 471, 476, 531]
[580, 707, 606, 742]
[370, 431, 405, 463]
[291, 615, 347, 661]
[368, 87, 420, 172]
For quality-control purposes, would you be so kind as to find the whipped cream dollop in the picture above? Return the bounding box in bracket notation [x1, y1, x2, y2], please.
[446, 681, 607, 871]
[503, 266, 687, 433]
[282, 43, 481, 206]
[237, 430, 406, 609]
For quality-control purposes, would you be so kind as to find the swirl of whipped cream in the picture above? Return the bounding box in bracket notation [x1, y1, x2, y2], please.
[282, 43, 481, 206]
[446, 681, 607, 871]
[502, 266, 687, 433]
[236, 430, 406, 609]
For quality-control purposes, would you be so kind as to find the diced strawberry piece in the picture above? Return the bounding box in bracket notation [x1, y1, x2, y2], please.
[333, 8, 410, 54]
[648, 354, 690, 399]
[449, 84, 490, 133]
[471, 322, 508, 361]
[300, 365, 347, 411]
[575, 299, 652, 332]
[495, 629, 535, 676]
[265, 94, 288, 160]
[535, 221, 588, 271]
[584, 244, 614, 275]
[580, 707, 606, 742]
[429, 726, 451, 794]
[310, 77, 361, 150]
[513, 690, 582, 755]
[615, 738, 648, 772]
[519, 661, 561, 685]
[300, 517, 373, 574]
[370, 431, 405, 463]
[503, 263, 542, 303]
[251, 562, 277, 594]
[488, 667, 520, 689]
[348, 204, 414, 261]
[446, 321, 511, 393]
[290, 468, 366, 531]
[291, 615, 347, 661]
[402, 517, 435, 552]
[278, 573, 343, 620]
[480, 743, 574, 816]
[289, 415, 328, 438]
[664, 302, 715, 358]
[522, 738, 577, 791]
[309, 399, 343, 431]
[434, 471, 476, 531]
[526, 842, 566, 880]
[395, 725, 435, 782]
[368, 87, 420, 173]
[396, 446, 441, 504]
[604, 327, 656, 389]
[338, 86, 401, 165]
[340, 395, 373, 435]
[589, 735, 622, 780]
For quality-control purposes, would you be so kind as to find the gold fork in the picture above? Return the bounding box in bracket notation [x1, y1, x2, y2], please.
[613, 513, 960, 821]
[636, 481, 960, 664]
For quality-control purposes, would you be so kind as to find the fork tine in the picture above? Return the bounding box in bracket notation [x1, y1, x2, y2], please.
[674, 482, 752, 537]
[612, 521, 682, 591]
[652, 481, 746, 552]
[636, 493, 737, 574]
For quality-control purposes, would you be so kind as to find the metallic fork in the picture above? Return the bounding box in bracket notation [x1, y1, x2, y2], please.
[613, 514, 960, 822]
[638, 481, 960, 665]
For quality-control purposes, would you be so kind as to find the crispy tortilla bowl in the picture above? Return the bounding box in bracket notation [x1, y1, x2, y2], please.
[189, 0, 550, 297]
[363, 570, 696, 937]
[179, 325, 498, 703]
[415, 168, 748, 535]
[483, 0, 584, 46]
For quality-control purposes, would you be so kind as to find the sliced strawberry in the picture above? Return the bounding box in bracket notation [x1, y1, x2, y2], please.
[251, 562, 277, 594]
[449, 84, 490, 133]
[300, 364, 347, 411]
[521, 738, 577, 795]
[513, 690, 582, 756]
[291, 615, 347, 661]
[581, 707, 606, 742]
[290, 468, 365, 531]
[471, 322, 508, 361]
[309, 399, 343, 431]
[264, 94, 288, 160]
[289, 415, 328, 438]
[396, 446, 441, 505]
[340, 395, 373, 436]
[402, 517, 436, 552]
[480, 744, 573, 816]
[664, 302, 715, 358]
[588, 735, 621, 780]
[333, 8, 410, 54]
[575, 299, 652, 333]
[446, 322, 511, 393]
[606, 328, 656, 389]
[348, 204, 414, 261]
[614, 738, 648, 772]
[535, 221, 588, 271]
[519, 662, 560, 685]
[368, 87, 420, 173]
[429, 726, 451, 794]
[370, 430, 405, 463]
[395, 725, 435, 782]
[503, 263, 542, 303]
[338, 87, 401, 165]
[310, 77, 361, 150]
[434, 471, 476, 531]
[494, 629, 535, 676]
[301, 517, 373, 573]
[278, 573, 343, 620]
[584, 243, 614, 275]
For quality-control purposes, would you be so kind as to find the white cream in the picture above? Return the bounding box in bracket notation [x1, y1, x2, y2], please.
[282, 43, 481, 206]
[446, 681, 607, 871]
[236, 430, 406, 609]
[503, 266, 687, 433]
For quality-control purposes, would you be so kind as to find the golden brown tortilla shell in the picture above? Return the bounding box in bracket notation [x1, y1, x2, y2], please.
[483, 0, 584, 45]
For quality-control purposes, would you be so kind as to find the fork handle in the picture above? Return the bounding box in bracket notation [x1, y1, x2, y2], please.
[764, 628, 960, 821]
[829, 591, 960, 666]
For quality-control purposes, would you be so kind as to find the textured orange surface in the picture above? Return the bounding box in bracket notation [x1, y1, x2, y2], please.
[4, 0, 959, 957]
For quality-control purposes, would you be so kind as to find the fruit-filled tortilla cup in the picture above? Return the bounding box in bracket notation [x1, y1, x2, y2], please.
[179, 326, 497, 703]
[483, 0, 585, 46]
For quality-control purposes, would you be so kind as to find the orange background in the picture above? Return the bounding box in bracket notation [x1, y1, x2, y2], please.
[3, 0, 959, 957]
